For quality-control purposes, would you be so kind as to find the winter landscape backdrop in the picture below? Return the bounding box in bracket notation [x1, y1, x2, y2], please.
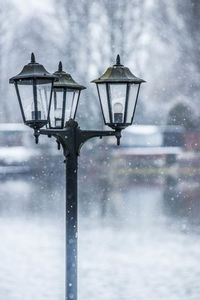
[0, 0, 200, 127]
[0, 1, 200, 300]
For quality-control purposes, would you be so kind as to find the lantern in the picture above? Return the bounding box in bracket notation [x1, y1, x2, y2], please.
[49, 62, 86, 129]
[9, 53, 56, 129]
[92, 55, 145, 129]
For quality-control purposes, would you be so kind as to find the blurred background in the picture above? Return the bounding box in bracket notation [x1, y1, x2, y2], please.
[1, 0, 200, 300]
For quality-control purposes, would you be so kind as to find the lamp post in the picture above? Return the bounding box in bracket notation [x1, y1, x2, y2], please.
[9, 53, 145, 300]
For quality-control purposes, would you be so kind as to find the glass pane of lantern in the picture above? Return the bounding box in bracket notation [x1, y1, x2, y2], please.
[70, 91, 80, 119]
[51, 88, 64, 128]
[97, 84, 110, 123]
[64, 90, 79, 122]
[126, 84, 140, 123]
[110, 84, 127, 124]
[17, 82, 34, 121]
[37, 83, 52, 121]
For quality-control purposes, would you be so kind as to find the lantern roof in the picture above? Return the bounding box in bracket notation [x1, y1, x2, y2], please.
[53, 62, 86, 90]
[91, 55, 145, 84]
[9, 53, 56, 84]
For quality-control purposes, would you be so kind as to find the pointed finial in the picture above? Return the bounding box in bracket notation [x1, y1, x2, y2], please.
[116, 54, 121, 65]
[31, 53, 36, 63]
[58, 61, 63, 72]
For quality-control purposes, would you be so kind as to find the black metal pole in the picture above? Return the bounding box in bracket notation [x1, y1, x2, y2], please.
[66, 152, 78, 300]
[38, 122, 121, 300]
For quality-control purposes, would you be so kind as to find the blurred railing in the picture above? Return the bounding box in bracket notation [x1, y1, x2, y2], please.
[1, 124, 200, 222]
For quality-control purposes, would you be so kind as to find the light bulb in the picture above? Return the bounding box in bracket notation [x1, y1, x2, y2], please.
[54, 108, 62, 119]
[113, 102, 123, 123]
[113, 102, 123, 113]
[54, 108, 62, 127]
[31, 101, 41, 120]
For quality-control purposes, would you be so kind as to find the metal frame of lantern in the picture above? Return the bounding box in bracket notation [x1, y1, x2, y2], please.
[9, 53, 145, 300]
[92, 54, 145, 130]
[9, 53, 56, 129]
[49, 61, 86, 129]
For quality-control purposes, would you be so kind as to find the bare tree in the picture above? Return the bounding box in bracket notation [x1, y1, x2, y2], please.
[0, 1, 14, 121]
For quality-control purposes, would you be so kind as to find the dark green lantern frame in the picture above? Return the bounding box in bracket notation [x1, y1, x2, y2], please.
[92, 55, 145, 130]
[9, 53, 57, 129]
[49, 62, 86, 129]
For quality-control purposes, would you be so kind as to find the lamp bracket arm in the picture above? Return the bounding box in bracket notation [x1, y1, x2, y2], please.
[78, 128, 122, 152]
[39, 128, 71, 136]
[34, 124, 122, 158]
[34, 128, 72, 156]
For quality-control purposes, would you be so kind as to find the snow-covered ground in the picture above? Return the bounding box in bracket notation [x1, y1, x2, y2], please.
[0, 183, 200, 300]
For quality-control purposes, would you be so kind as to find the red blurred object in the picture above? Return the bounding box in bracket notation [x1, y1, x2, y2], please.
[183, 132, 200, 151]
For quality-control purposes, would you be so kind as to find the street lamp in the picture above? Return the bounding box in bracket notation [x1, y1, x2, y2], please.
[9, 53, 56, 130]
[9, 53, 145, 300]
[49, 61, 86, 129]
[92, 54, 145, 130]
